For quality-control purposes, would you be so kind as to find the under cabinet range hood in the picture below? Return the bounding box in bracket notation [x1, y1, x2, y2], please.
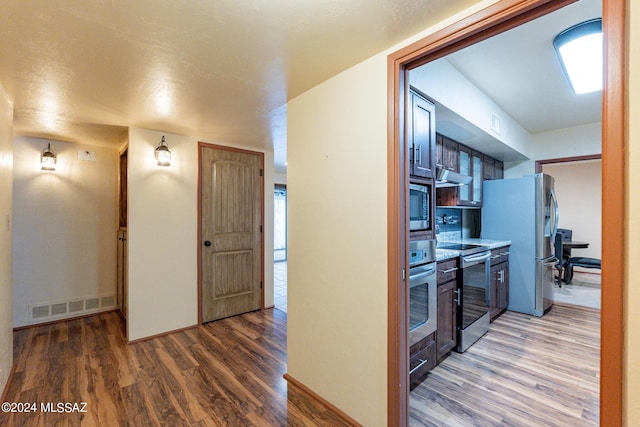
[435, 165, 472, 188]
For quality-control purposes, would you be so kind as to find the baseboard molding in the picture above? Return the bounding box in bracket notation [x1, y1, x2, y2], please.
[127, 324, 199, 344]
[283, 373, 361, 427]
[263, 304, 275, 310]
[1, 363, 17, 403]
[13, 309, 120, 331]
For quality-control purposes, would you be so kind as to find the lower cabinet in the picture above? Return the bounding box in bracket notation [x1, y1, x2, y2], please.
[409, 333, 436, 387]
[489, 246, 510, 321]
[436, 258, 458, 361]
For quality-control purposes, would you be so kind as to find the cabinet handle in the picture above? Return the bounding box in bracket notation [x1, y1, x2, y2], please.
[501, 251, 510, 256]
[414, 144, 421, 164]
[455, 289, 461, 305]
[409, 358, 429, 375]
[439, 267, 458, 274]
[498, 270, 505, 283]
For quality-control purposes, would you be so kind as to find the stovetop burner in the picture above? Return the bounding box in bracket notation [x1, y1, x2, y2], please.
[437, 243, 482, 251]
[437, 242, 488, 256]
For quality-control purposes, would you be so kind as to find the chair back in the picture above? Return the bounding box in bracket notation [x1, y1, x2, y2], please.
[554, 232, 564, 261]
[557, 228, 573, 260]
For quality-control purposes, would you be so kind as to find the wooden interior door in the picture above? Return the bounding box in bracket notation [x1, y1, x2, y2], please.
[200, 144, 263, 323]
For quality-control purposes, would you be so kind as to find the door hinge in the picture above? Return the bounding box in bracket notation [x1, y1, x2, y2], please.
[260, 281, 263, 289]
[402, 268, 406, 281]
[260, 225, 263, 232]
[260, 169, 263, 176]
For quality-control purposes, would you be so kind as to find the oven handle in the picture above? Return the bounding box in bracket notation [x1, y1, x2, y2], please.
[462, 252, 491, 263]
[409, 265, 437, 287]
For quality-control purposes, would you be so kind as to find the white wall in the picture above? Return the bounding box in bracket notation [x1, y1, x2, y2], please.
[505, 122, 602, 178]
[287, 52, 389, 426]
[126, 128, 274, 340]
[274, 172, 287, 185]
[0, 84, 13, 396]
[285, 3, 505, 425]
[542, 160, 601, 262]
[12, 137, 118, 327]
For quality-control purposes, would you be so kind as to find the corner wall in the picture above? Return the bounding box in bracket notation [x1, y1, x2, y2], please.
[0, 84, 13, 396]
[12, 137, 118, 327]
[287, 52, 389, 426]
[126, 128, 275, 340]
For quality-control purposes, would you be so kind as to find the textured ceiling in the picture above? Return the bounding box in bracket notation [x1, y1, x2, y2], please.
[0, 0, 480, 171]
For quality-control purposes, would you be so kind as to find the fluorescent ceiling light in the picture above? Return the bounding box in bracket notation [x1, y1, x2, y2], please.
[553, 18, 603, 94]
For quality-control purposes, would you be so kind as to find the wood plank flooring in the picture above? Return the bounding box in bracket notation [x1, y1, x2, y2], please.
[0, 309, 352, 427]
[410, 304, 600, 426]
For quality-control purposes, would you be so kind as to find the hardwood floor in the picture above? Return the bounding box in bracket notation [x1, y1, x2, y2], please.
[410, 304, 600, 426]
[0, 309, 352, 426]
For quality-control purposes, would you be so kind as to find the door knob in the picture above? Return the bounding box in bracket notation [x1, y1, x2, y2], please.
[204, 240, 211, 247]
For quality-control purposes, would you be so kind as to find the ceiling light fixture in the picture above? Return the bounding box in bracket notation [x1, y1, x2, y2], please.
[155, 135, 171, 166]
[40, 143, 57, 171]
[553, 18, 603, 94]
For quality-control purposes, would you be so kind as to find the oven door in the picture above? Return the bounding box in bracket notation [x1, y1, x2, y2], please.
[457, 251, 491, 352]
[408, 262, 437, 347]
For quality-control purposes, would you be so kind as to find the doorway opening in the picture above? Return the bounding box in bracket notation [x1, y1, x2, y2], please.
[387, 0, 624, 425]
[274, 184, 287, 312]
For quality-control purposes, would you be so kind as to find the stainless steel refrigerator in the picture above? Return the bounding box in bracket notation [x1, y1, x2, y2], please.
[481, 173, 559, 316]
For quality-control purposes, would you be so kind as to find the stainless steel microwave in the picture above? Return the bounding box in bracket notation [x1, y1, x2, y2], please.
[409, 183, 431, 231]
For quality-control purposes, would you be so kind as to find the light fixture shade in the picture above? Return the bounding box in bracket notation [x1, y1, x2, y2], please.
[155, 135, 171, 166]
[41, 143, 57, 171]
[553, 18, 603, 94]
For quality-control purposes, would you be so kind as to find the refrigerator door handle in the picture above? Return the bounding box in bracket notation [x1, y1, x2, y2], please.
[550, 187, 560, 243]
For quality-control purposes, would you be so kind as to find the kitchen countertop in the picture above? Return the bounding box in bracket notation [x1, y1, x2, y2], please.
[435, 238, 511, 261]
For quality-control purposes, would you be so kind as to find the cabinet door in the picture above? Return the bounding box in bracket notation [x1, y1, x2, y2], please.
[490, 262, 509, 320]
[436, 134, 458, 172]
[498, 263, 509, 311]
[409, 90, 436, 179]
[483, 155, 495, 180]
[489, 263, 499, 320]
[471, 150, 483, 206]
[457, 145, 472, 204]
[495, 160, 504, 179]
[437, 280, 457, 360]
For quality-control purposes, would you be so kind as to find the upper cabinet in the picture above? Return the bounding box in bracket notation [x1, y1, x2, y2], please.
[408, 89, 436, 179]
[436, 134, 458, 173]
[483, 155, 504, 180]
[436, 133, 503, 208]
[457, 146, 482, 207]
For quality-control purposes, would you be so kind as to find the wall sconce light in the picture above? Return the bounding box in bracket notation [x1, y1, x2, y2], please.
[40, 143, 57, 171]
[155, 135, 171, 166]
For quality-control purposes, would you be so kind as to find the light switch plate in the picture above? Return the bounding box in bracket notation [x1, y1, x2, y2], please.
[77, 150, 96, 161]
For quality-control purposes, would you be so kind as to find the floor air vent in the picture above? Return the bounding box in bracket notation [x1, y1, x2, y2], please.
[29, 294, 116, 323]
[32, 305, 50, 319]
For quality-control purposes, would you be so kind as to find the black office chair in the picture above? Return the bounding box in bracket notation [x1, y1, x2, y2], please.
[554, 232, 568, 287]
[557, 228, 572, 260]
[564, 256, 601, 284]
[556, 228, 601, 283]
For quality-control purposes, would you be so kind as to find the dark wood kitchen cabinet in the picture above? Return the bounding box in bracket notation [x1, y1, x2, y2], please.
[438, 144, 483, 207]
[483, 155, 504, 180]
[489, 246, 510, 321]
[410, 333, 436, 387]
[435, 134, 459, 173]
[408, 89, 436, 179]
[436, 258, 458, 361]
